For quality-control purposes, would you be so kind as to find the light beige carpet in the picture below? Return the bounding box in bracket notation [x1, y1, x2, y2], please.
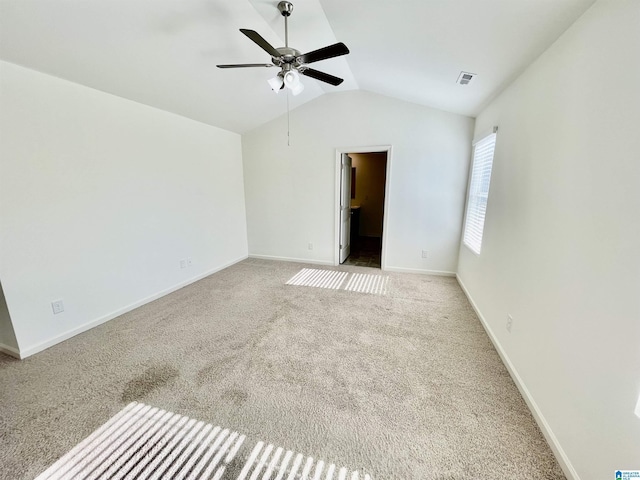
[0, 258, 565, 479]
[35, 402, 371, 480]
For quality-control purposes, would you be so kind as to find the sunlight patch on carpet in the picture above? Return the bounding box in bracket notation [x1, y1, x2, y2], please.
[35, 402, 373, 480]
[286, 268, 388, 295]
[285, 268, 348, 289]
[343, 273, 388, 295]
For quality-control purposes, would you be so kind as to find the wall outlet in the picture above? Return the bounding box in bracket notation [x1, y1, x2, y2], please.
[422, 250, 428, 259]
[51, 299, 64, 315]
[187, 257, 193, 267]
[308, 243, 313, 250]
[180, 259, 187, 269]
[506, 314, 513, 333]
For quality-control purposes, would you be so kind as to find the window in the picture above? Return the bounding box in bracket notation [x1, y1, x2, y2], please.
[463, 132, 497, 254]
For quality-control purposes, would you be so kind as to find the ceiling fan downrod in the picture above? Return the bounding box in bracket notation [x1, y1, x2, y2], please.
[278, 1, 294, 48]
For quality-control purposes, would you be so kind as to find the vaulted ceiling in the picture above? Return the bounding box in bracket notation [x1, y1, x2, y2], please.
[0, 0, 595, 133]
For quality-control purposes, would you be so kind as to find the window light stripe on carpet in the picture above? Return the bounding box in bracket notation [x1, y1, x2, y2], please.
[286, 268, 389, 295]
[35, 402, 373, 480]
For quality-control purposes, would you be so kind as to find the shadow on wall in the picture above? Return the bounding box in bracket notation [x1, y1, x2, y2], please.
[0, 281, 19, 353]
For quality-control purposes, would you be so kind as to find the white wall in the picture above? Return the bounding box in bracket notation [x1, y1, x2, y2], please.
[242, 90, 474, 274]
[456, 1, 640, 479]
[0, 61, 248, 357]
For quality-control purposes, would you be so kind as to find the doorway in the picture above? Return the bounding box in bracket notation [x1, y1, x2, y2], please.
[335, 146, 391, 269]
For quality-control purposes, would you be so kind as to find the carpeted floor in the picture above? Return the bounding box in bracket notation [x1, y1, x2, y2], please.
[0, 258, 565, 479]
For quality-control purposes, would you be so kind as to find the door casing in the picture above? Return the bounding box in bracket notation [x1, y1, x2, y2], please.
[339, 153, 352, 264]
[334, 145, 393, 269]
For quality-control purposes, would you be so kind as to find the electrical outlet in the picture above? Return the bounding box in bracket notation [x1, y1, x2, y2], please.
[506, 314, 513, 333]
[180, 259, 187, 269]
[422, 250, 428, 259]
[51, 299, 64, 315]
[308, 243, 313, 250]
[187, 257, 193, 267]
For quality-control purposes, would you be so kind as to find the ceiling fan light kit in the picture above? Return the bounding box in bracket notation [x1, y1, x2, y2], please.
[283, 69, 299, 87]
[217, 1, 350, 94]
[283, 68, 304, 95]
[267, 75, 284, 92]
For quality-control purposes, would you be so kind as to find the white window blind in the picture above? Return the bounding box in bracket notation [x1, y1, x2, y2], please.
[463, 132, 496, 254]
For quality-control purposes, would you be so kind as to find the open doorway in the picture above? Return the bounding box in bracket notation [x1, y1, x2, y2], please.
[335, 146, 391, 269]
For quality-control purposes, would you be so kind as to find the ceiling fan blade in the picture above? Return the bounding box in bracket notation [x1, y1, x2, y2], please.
[240, 29, 281, 58]
[216, 64, 274, 68]
[300, 68, 344, 86]
[297, 42, 349, 65]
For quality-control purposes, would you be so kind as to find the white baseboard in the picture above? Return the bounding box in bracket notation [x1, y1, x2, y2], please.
[0, 342, 21, 359]
[248, 254, 334, 266]
[248, 256, 457, 277]
[455, 274, 580, 480]
[18, 255, 248, 359]
[384, 266, 456, 277]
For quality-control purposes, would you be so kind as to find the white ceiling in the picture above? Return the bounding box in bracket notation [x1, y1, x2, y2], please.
[0, 0, 595, 133]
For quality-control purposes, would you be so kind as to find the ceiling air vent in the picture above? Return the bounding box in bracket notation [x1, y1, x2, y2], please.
[457, 71, 476, 85]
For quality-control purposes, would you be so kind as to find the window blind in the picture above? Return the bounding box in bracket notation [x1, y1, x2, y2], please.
[463, 133, 496, 254]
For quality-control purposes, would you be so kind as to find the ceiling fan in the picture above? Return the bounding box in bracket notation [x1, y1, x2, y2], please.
[216, 1, 350, 96]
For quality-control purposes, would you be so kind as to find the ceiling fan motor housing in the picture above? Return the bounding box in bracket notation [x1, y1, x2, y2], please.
[273, 47, 301, 67]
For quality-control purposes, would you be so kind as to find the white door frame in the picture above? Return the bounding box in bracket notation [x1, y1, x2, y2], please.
[339, 153, 352, 264]
[334, 145, 393, 269]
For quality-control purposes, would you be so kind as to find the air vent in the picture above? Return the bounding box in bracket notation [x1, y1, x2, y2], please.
[457, 71, 476, 85]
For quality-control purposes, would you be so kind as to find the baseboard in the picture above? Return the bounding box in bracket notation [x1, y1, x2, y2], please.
[248, 254, 333, 266]
[0, 342, 21, 359]
[383, 266, 456, 277]
[18, 255, 248, 359]
[249, 255, 454, 275]
[455, 274, 580, 480]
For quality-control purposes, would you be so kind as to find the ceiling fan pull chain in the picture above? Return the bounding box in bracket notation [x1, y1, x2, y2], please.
[287, 89, 291, 146]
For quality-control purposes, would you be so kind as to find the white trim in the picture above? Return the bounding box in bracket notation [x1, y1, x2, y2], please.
[459, 141, 474, 256]
[462, 133, 496, 255]
[456, 274, 580, 480]
[334, 153, 342, 266]
[384, 266, 456, 277]
[462, 241, 481, 257]
[18, 255, 248, 359]
[0, 342, 21, 359]
[334, 145, 393, 269]
[472, 125, 499, 145]
[249, 254, 333, 266]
